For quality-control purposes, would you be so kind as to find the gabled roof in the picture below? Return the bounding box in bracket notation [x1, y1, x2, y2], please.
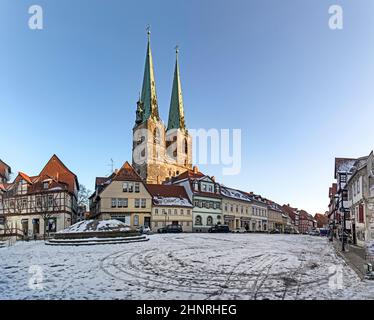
[0, 159, 11, 180]
[171, 168, 222, 199]
[112, 162, 143, 182]
[18, 172, 33, 184]
[38, 154, 79, 193]
[172, 168, 205, 182]
[3, 155, 78, 195]
[147, 184, 192, 207]
[334, 157, 357, 178]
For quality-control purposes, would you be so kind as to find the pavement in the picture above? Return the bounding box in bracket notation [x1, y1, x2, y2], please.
[331, 238, 368, 279]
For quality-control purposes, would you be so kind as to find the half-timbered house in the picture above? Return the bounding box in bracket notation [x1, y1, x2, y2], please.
[0, 155, 79, 238]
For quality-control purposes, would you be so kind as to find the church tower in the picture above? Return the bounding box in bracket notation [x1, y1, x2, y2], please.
[165, 47, 192, 172]
[132, 30, 192, 184]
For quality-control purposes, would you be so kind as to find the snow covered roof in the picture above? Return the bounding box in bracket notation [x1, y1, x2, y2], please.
[220, 186, 251, 202]
[153, 196, 193, 207]
[147, 184, 192, 207]
[57, 220, 132, 234]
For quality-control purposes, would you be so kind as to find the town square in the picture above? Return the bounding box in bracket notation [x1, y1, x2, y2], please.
[1, 0, 374, 304]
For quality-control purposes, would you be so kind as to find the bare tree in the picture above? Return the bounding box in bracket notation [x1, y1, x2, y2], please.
[78, 184, 92, 210]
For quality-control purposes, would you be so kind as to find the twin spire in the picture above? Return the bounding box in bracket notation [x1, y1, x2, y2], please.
[136, 28, 186, 130]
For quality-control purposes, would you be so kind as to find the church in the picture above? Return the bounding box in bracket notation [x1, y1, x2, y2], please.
[132, 30, 193, 184]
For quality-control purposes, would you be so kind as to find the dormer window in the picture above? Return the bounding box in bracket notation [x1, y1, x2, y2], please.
[43, 182, 49, 190]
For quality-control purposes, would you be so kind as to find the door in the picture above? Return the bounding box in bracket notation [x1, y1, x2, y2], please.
[21, 219, 29, 236]
[144, 217, 151, 228]
[32, 219, 40, 235]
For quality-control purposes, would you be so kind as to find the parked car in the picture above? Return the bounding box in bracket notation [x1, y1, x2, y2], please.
[270, 229, 280, 234]
[208, 225, 230, 233]
[231, 227, 246, 233]
[136, 226, 152, 234]
[157, 224, 183, 233]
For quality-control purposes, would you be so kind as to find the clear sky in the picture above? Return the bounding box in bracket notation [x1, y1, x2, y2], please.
[1, 0, 374, 214]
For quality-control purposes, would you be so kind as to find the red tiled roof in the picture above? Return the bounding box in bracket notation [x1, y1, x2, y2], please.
[0, 159, 11, 179]
[38, 154, 79, 194]
[112, 162, 142, 182]
[4, 155, 78, 195]
[147, 184, 189, 199]
[18, 172, 32, 184]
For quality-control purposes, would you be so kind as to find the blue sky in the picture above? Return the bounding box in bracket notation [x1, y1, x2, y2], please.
[1, 0, 374, 214]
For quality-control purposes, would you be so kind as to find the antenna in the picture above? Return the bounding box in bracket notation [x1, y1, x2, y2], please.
[107, 158, 114, 176]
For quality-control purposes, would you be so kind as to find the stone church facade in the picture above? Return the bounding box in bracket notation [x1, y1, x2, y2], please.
[132, 31, 192, 184]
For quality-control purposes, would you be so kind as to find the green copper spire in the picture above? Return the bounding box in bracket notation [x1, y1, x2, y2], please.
[167, 46, 186, 131]
[139, 26, 159, 123]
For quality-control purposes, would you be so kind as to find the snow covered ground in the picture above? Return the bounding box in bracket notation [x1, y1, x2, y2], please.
[1, 233, 374, 300]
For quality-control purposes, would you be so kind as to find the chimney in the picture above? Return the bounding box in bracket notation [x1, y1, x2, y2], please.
[193, 166, 199, 174]
[211, 176, 215, 182]
[114, 169, 119, 174]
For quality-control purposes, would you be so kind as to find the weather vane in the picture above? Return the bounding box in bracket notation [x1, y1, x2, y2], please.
[146, 24, 151, 36]
[175, 45, 179, 54]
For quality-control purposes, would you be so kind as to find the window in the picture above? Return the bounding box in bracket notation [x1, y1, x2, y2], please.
[48, 195, 53, 207]
[181, 209, 184, 215]
[118, 199, 123, 208]
[135, 199, 140, 208]
[359, 205, 364, 223]
[230, 205, 233, 212]
[36, 197, 42, 208]
[195, 215, 202, 225]
[168, 209, 171, 215]
[22, 198, 27, 209]
[202, 184, 207, 192]
[186, 221, 190, 226]
[123, 199, 128, 208]
[357, 180, 360, 194]
[111, 198, 117, 208]
[123, 182, 128, 192]
[47, 218, 57, 233]
[184, 138, 188, 154]
[141, 199, 146, 208]
[225, 204, 228, 212]
[43, 182, 49, 190]
[342, 190, 348, 201]
[135, 182, 140, 193]
[174, 209, 178, 215]
[129, 183, 134, 193]
[187, 210, 191, 215]
[194, 200, 199, 207]
[208, 185, 213, 192]
[134, 215, 139, 226]
[155, 209, 159, 214]
[153, 128, 160, 144]
[207, 216, 213, 226]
